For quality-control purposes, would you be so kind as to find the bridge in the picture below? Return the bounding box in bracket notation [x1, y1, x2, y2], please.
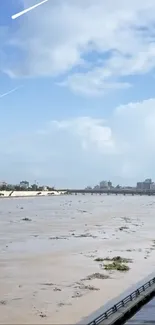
[77, 272, 155, 325]
[59, 189, 155, 196]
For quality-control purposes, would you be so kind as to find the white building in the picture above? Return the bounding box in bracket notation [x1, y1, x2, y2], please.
[42, 186, 48, 191]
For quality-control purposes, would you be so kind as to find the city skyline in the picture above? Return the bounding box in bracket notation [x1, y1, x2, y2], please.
[1, 177, 155, 190]
[1, 1, 155, 187]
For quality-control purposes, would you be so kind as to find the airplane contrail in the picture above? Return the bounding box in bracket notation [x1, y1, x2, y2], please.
[0, 86, 22, 99]
[11, 0, 49, 20]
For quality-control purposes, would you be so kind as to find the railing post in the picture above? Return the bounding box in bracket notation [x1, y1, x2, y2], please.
[113, 305, 117, 312]
[136, 289, 140, 296]
[105, 312, 108, 319]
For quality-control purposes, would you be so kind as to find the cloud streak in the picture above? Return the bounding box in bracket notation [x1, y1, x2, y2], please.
[0, 86, 22, 98]
[11, 0, 49, 20]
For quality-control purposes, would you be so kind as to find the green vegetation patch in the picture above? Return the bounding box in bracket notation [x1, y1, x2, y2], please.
[104, 262, 130, 272]
[104, 256, 132, 263]
[95, 256, 132, 263]
[94, 257, 104, 262]
[95, 255, 131, 272]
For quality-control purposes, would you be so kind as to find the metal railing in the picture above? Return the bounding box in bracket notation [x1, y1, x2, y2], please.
[88, 277, 155, 325]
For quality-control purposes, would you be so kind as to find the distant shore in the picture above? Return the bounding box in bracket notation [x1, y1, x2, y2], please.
[0, 190, 66, 198]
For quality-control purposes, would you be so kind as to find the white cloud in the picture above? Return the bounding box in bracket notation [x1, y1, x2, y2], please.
[59, 74, 131, 97]
[1, 98, 155, 186]
[41, 97, 155, 183]
[52, 117, 116, 153]
[61, 47, 155, 95]
[2, 0, 155, 95]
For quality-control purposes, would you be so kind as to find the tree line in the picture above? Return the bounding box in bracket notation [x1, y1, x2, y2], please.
[0, 184, 55, 191]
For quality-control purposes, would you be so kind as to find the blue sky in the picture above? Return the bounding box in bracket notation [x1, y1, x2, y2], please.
[1, 0, 155, 187]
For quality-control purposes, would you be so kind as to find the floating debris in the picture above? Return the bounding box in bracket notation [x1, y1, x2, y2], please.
[53, 287, 61, 292]
[39, 312, 47, 318]
[41, 283, 54, 286]
[119, 226, 129, 231]
[82, 273, 109, 281]
[74, 233, 97, 239]
[49, 236, 68, 240]
[22, 217, 32, 222]
[72, 292, 83, 298]
[0, 300, 7, 305]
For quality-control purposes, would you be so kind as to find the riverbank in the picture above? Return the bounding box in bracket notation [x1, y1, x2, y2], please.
[0, 195, 155, 324]
[0, 190, 65, 198]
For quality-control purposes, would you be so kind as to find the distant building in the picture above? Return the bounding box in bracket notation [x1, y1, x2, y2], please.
[0, 181, 7, 186]
[150, 183, 155, 190]
[37, 185, 48, 191]
[100, 181, 108, 189]
[108, 181, 112, 188]
[136, 182, 144, 190]
[20, 181, 29, 189]
[116, 184, 121, 189]
[85, 186, 92, 190]
[94, 185, 100, 190]
[42, 186, 48, 191]
[143, 182, 151, 190]
[137, 179, 152, 190]
[144, 179, 152, 183]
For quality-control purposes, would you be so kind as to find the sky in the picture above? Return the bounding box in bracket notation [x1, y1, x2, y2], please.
[1, 0, 155, 188]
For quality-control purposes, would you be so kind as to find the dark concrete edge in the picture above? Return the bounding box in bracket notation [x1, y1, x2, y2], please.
[76, 272, 155, 324]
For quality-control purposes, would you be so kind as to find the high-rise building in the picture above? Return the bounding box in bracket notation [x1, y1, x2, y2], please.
[136, 182, 144, 190]
[144, 179, 152, 183]
[108, 181, 112, 188]
[137, 179, 152, 190]
[143, 179, 152, 190]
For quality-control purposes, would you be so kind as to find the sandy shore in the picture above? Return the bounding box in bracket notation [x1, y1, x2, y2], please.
[0, 195, 155, 324]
